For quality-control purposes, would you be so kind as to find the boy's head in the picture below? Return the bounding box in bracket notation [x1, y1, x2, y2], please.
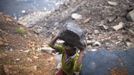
[63, 42, 77, 56]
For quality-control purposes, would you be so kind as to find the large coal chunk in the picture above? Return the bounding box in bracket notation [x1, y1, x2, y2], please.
[59, 22, 86, 49]
[80, 49, 132, 75]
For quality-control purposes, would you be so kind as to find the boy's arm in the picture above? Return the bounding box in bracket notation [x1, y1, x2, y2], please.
[77, 49, 84, 64]
[49, 34, 63, 53]
[74, 49, 84, 72]
[49, 35, 59, 49]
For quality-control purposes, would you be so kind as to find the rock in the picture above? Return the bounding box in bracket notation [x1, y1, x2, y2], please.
[9, 48, 13, 52]
[33, 56, 39, 59]
[27, 58, 33, 62]
[112, 22, 124, 31]
[83, 17, 91, 23]
[23, 50, 30, 53]
[71, 13, 82, 20]
[127, 9, 134, 22]
[107, 16, 117, 23]
[33, 27, 43, 34]
[94, 30, 100, 34]
[4, 43, 9, 46]
[102, 25, 109, 30]
[90, 49, 97, 51]
[108, 1, 118, 6]
[16, 58, 20, 61]
[87, 40, 94, 45]
[6, 17, 13, 22]
[30, 66, 37, 71]
[126, 42, 133, 48]
[0, 41, 4, 45]
[60, 22, 86, 49]
[93, 41, 101, 46]
[128, 29, 134, 36]
[40, 46, 54, 54]
[47, 57, 54, 62]
[21, 10, 26, 14]
[99, 20, 109, 30]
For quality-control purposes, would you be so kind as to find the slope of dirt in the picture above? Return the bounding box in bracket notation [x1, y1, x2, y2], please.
[0, 13, 55, 75]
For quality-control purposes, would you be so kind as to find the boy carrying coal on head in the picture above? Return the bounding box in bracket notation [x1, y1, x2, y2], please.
[49, 24, 86, 75]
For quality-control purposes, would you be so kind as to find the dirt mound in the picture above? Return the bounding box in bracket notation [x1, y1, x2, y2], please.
[0, 13, 55, 75]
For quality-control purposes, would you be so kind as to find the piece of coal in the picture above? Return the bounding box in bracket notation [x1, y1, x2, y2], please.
[59, 22, 86, 49]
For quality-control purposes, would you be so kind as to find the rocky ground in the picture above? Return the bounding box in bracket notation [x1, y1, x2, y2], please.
[19, 0, 134, 50]
[0, 0, 134, 75]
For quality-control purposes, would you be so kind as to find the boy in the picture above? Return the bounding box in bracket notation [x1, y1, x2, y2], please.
[49, 33, 85, 75]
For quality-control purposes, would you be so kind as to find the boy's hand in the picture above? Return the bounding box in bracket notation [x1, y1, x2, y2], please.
[74, 72, 80, 75]
[52, 50, 56, 53]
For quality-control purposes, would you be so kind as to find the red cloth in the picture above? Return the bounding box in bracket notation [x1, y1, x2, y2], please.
[56, 69, 67, 75]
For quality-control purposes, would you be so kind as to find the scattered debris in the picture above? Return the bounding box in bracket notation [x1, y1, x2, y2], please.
[87, 40, 95, 45]
[6, 17, 13, 22]
[21, 10, 26, 14]
[127, 9, 134, 22]
[126, 42, 133, 48]
[108, 1, 118, 6]
[23, 50, 30, 53]
[40, 46, 54, 54]
[94, 30, 100, 34]
[93, 41, 101, 46]
[9, 48, 13, 52]
[33, 26, 43, 34]
[128, 29, 134, 36]
[71, 13, 82, 20]
[33, 56, 39, 59]
[18, 11, 51, 28]
[47, 57, 54, 62]
[27, 58, 33, 62]
[112, 22, 124, 31]
[30, 66, 37, 71]
[103, 25, 109, 30]
[83, 17, 91, 23]
[90, 49, 97, 51]
[16, 58, 20, 61]
[0, 37, 4, 45]
[107, 16, 117, 23]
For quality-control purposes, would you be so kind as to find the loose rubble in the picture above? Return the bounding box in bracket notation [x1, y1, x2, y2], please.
[127, 9, 134, 22]
[71, 13, 82, 20]
[93, 41, 102, 47]
[112, 22, 124, 31]
[107, 1, 118, 6]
